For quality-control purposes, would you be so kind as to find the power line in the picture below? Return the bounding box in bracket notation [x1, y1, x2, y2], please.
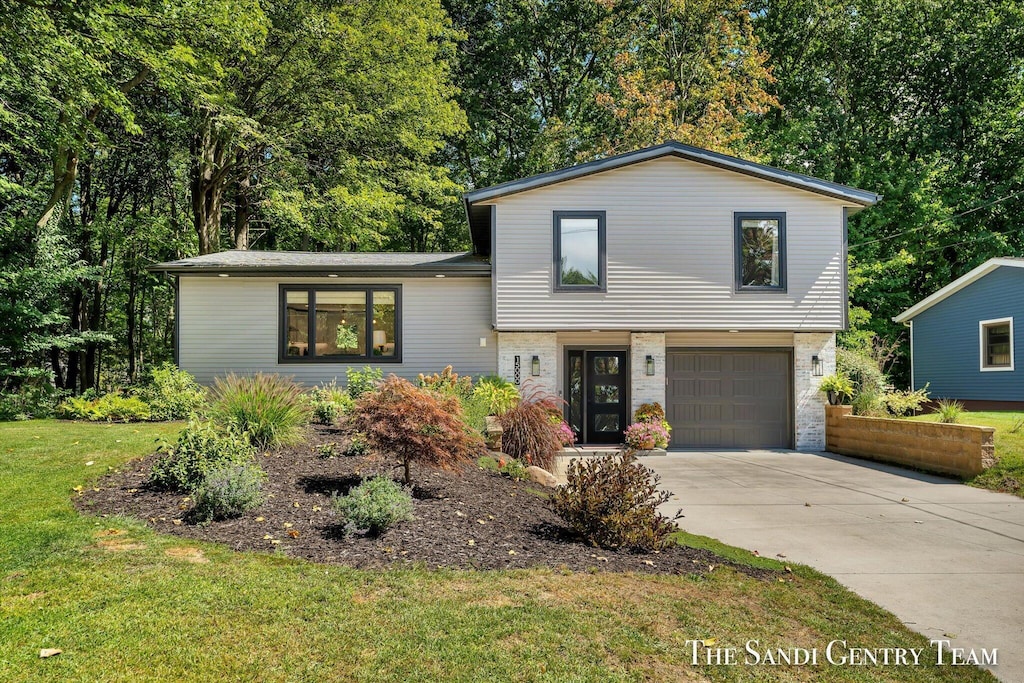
[849, 189, 1024, 249]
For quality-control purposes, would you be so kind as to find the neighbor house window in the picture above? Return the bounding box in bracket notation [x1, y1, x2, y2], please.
[554, 211, 606, 291]
[280, 286, 400, 362]
[735, 212, 786, 291]
[980, 317, 1013, 371]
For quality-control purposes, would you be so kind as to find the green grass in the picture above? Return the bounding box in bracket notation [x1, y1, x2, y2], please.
[910, 411, 1024, 497]
[0, 420, 997, 682]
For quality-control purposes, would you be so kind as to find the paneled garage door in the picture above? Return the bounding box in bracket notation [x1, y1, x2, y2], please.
[666, 350, 792, 448]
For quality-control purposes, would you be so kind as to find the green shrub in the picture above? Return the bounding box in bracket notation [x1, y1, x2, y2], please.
[150, 420, 256, 492]
[350, 376, 484, 484]
[883, 385, 930, 417]
[333, 476, 413, 535]
[551, 452, 682, 551]
[0, 376, 63, 420]
[936, 399, 966, 424]
[210, 373, 309, 449]
[343, 433, 368, 457]
[497, 456, 528, 481]
[346, 366, 383, 399]
[315, 442, 338, 458]
[141, 363, 207, 420]
[58, 394, 152, 422]
[308, 380, 353, 426]
[471, 377, 520, 416]
[819, 373, 855, 405]
[192, 463, 265, 522]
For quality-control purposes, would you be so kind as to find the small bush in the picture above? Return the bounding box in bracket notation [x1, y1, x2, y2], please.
[936, 399, 966, 424]
[471, 378, 520, 416]
[819, 373, 855, 405]
[192, 463, 265, 522]
[315, 442, 338, 458]
[418, 365, 473, 400]
[150, 420, 256, 492]
[333, 476, 413, 535]
[0, 376, 62, 420]
[633, 401, 672, 435]
[497, 384, 566, 470]
[497, 456, 528, 481]
[346, 366, 383, 399]
[624, 421, 670, 450]
[343, 433, 369, 457]
[141, 363, 207, 420]
[883, 385, 930, 417]
[58, 394, 152, 422]
[308, 380, 353, 426]
[210, 373, 309, 449]
[552, 453, 682, 550]
[350, 376, 484, 484]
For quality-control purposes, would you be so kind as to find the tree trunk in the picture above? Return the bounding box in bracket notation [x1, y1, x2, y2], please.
[126, 267, 138, 383]
[36, 146, 78, 229]
[233, 172, 251, 250]
[65, 289, 83, 393]
[84, 238, 108, 392]
[190, 109, 233, 254]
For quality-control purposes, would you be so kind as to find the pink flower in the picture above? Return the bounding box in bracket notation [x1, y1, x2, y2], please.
[624, 422, 669, 450]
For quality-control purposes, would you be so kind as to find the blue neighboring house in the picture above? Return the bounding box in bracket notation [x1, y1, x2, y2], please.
[894, 257, 1024, 409]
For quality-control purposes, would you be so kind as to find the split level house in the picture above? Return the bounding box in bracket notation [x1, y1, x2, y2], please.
[152, 141, 881, 451]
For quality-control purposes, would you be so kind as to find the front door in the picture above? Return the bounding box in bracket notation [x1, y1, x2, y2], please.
[565, 350, 628, 444]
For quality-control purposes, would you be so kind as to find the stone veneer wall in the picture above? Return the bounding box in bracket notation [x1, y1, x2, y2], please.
[793, 332, 835, 450]
[826, 406, 995, 478]
[496, 332, 558, 397]
[629, 332, 665, 420]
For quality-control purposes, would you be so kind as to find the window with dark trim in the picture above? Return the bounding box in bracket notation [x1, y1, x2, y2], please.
[735, 212, 787, 291]
[280, 285, 401, 363]
[980, 317, 1013, 371]
[553, 211, 606, 291]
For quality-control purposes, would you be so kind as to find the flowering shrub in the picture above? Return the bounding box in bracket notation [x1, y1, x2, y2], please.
[633, 401, 672, 435]
[624, 421, 669, 450]
[418, 365, 474, 400]
[554, 419, 576, 446]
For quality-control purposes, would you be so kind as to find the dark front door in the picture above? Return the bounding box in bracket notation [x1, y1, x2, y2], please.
[566, 350, 628, 444]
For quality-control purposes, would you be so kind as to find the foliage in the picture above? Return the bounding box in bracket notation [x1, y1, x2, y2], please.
[332, 476, 414, 536]
[343, 433, 369, 457]
[141, 364, 207, 421]
[1010, 417, 1024, 435]
[0, 381, 64, 421]
[192, 464, 266, 522]
[623, 422, 670, 451]
[150, 420, 256, 492]
[497, 384, 566, 470]
[551, 453, 682, 551]
[315, 443, 338, 459]
[633, 401, 672, 434]
[837, 344, 889, 401]
[350, 376, 484, 484]
[936, 399, 966, 424]
[819, 373, 855, 405]
[58, 394, 152, 423]
[883, 386, 930, 417]
[418, 365, 474, 400]
[471, 377, 520, 416]
[307, 380, 354, 426]
[496, 456, 528, 482]
[210, 374, 309, 449]
[345, 367, 384, 400]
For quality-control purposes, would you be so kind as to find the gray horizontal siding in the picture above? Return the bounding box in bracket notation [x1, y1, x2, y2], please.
[178, 276, 497, 386]
[912, 267, 1024, 401]
[490, 156, 847, 331]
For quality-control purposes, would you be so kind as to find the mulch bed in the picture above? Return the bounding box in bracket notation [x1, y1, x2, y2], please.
[77, 425, 771, 577]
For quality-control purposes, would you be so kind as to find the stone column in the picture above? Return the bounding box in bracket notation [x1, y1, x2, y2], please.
[793, 332, 836, 450]
[497, 332, 559, 397]
[629, 332, 666, 421]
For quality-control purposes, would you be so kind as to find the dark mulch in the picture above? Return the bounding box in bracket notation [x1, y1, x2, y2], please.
[77, 425, 772, 577]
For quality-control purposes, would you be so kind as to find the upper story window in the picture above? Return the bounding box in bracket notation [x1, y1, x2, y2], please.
[980, 317, 1013, 371]
[553, 211, 606, 291]
[735, 212, 787, 292]
[281, 285, 401, 363]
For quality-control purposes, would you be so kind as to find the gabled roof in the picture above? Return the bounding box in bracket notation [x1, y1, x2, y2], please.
[893, 258, 1024, 323]
[463, 141, 882, 255]
[150, 251, 490, 277]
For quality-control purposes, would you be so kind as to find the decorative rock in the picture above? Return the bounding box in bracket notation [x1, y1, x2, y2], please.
[484, 416, 503, 451]
[526, 465, 558, 488]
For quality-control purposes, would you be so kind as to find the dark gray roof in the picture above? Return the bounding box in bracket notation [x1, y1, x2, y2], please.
[464, 141, 882, 255]
[150, 251, 490, 276]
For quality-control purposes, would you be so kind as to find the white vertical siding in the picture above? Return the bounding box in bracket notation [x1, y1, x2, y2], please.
[178, 275, 496, 386]
[489, 156, 848, 331]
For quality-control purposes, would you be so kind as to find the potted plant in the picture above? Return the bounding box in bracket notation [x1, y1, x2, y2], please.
[819, 372, 854, 406]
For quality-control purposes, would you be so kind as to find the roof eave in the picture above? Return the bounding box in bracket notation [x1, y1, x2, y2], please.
[147, 264, 492, 277]
[893, 258, 1024, 323]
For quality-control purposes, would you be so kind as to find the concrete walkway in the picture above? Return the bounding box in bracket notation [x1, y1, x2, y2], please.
[647, 450, 1024, 681]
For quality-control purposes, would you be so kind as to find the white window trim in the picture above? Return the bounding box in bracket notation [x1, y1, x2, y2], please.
[979, 317, 1014, 372]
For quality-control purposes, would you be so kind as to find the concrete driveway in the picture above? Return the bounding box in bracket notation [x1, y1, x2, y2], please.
[648, 450, 1024, 682]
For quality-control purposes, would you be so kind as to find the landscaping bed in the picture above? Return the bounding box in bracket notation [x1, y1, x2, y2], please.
[79, 425, 765, 576]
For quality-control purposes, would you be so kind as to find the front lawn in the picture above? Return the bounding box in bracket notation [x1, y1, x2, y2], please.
[0, 420, 995, 681]
[909, 411, 1024, 497]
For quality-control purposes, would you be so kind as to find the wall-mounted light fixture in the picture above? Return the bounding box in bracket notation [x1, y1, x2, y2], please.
[646, 355, 655, 376]
[811, 355, 823, 377]
[531, 355, 541, 376]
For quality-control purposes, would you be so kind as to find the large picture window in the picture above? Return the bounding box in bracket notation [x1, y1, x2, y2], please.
[979, 317, 1013, 371]
[735, 212, 787, 291]
[281, 286, 400, 362]
[554, 211, 606, 291]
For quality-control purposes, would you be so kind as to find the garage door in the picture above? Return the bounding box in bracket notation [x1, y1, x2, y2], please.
[666, 350, 791, 448]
